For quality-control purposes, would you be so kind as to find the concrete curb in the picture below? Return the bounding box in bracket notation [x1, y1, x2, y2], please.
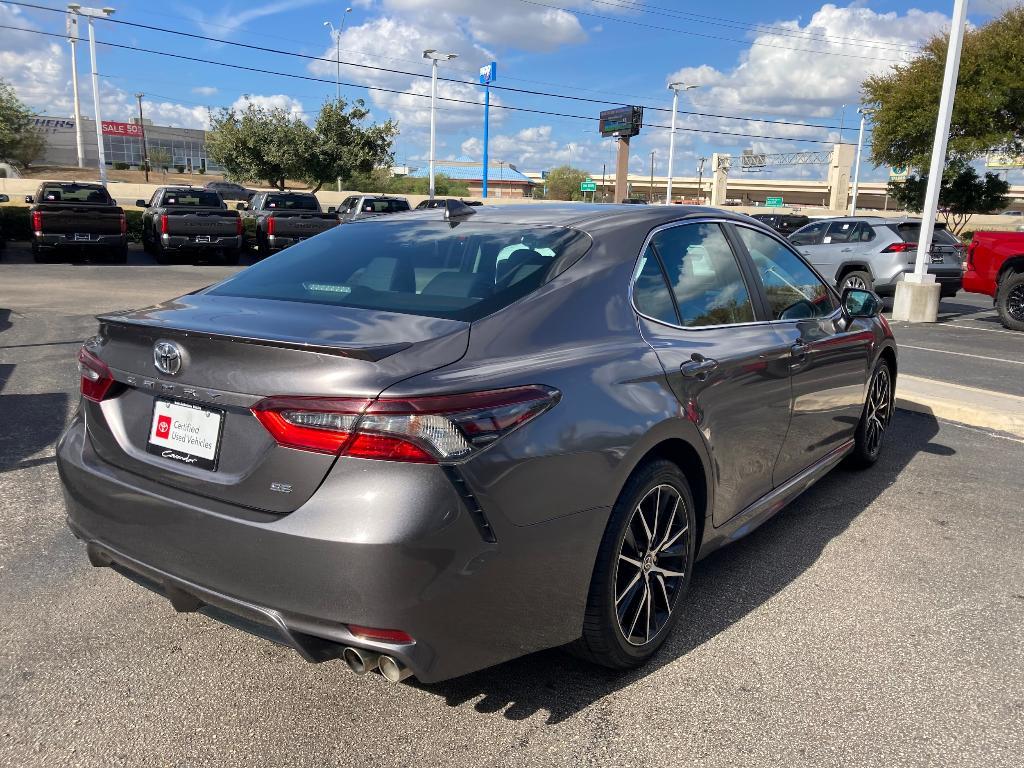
[895, 374, 1024, 439]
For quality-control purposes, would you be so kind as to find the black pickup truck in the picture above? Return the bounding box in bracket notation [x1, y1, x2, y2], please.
[241, 191, 339, 258]
[138, 187, 243, 265]
[26, 182, 127, 263]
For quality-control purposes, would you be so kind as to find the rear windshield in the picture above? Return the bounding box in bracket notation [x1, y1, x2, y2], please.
[888, 223, 960, 245]
[207, 219, 592, 321]
[39, 184, 111, 204]
[362, 199, 410, 213]
[163, 190, 223, 207]
[265, 194, 319, 211]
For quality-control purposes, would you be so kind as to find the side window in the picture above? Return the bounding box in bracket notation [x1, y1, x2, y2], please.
[632, 245, 678, 324]
[789, 221, 826, 246]
[652, 223, 756, 327]
[853, 222, 875, 242]
[736, 226, 838, 321]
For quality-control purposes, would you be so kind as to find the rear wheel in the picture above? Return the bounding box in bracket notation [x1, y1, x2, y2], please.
[570, 459, 696, 669]
[106, 244, 129, 264]
[847, 358, 893, 469]
[222, 248, 241, 266]
[995, 271, 1024, 332]
[839, 269, 873, 293]
[31, 243, 49, 263]
[154, 239, 172, 265]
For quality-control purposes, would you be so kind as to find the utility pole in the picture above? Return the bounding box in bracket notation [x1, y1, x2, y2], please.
[666, 82, 698, 205]
[850, 108, 867, 215]
[838, 104, 846, 145]
[696, 156, 707, 204]
[480, 62, 496, 198]
[135, 92, 149, 183]
[601, 162, 606, 202]
[70, 4, 116, 186]
[893, 0, 969, 323]
[324, 8, 352, 193]
[423, 49, 458, 200]
[649, 150, 655, 203]
[65, 9, 85, 168]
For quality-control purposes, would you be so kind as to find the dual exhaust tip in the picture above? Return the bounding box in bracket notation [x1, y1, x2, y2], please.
[342, 646, 412, 683]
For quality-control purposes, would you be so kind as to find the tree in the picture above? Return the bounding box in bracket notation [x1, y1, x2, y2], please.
[301, 99, 398, 193]
[147, 146, 171, 172]
[543, 165, 589, 201]
[863, 7, 1024, 169]
[206, 100, 312, 189]
[0, 79, 39, 169]
[886, 162, 1009, 234]
[344, 169, 470, 197]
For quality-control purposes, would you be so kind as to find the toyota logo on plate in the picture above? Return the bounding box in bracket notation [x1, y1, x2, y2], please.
[153, 340, 183, 376]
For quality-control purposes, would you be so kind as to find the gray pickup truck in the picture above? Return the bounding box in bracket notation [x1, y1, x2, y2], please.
[138, 187, 243, 265]
[26, 182, 127, 263]
[241, 191, 339, 258]
[337, 194, 411, 223]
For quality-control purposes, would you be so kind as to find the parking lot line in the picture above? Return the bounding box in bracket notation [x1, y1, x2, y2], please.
[937, 322, 1022, 336]
[898, 344, 1024, 366]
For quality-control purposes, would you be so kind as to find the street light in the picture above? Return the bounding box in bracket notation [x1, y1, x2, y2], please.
[322, 8, 352, 104]
[65, 8, 84, 168]
[423, 49, 457, 200]
[68, 4, 114, 185]
[850, 107, 870, 215]
[666, 82, 698, 205]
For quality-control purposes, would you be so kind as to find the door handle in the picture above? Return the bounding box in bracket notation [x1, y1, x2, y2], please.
[841, 247, 853, 252]
[792, 341, 810, 360]
[680, 356, 719, 379]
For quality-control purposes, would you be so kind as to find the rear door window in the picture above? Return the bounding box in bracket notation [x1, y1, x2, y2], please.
[736, 226, 838, 320]
[789, 221, 827, 246]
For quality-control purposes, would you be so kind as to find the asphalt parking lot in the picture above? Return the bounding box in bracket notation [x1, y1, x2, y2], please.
[1, 243, 1022, 767]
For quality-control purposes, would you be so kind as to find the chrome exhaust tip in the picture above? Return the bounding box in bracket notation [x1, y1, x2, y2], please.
[342, 647, 381, 675]
[378, 655, 413, 683]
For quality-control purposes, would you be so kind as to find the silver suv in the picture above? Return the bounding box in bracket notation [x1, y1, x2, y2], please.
[788, 216, 964, 297]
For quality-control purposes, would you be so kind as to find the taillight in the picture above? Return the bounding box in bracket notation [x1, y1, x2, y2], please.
[236, 215, 243, 236]
[882, 241, 916, 253]
[347, 625, 414, 644]
[251, 385, 560, 463]
[78, 346, 116, 402]
[266, 216, 276, 236]
[31, 210, 43, 233]
[119, 212, 127, 235]
[966, 239, 978, 269]
[159, 214, 169, 234]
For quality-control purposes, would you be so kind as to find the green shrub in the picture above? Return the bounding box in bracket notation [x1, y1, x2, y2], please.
[112, 162, 129, 171]
[175, 165, 185, 174]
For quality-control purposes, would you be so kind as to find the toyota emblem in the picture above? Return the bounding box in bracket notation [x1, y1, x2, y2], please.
[153, 340, 183, 376]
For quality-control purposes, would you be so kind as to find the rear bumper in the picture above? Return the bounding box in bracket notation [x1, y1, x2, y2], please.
[876, 267, 962, 296]
[35, 233, 125, 249]
[161, 234, 242, 251]
[962, 269, 995, 298]
[56, 414, 606, 682]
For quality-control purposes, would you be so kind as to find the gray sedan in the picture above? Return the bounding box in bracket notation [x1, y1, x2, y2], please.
[57, 202, 897, 682]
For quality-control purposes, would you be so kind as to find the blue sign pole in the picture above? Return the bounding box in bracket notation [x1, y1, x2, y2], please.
[480, 62, 496, 199]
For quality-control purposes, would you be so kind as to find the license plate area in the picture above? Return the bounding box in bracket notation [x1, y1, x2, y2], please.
[195, 235, 212, 243]
[74, 233, 91, 242]
[146, 399, 225, 471]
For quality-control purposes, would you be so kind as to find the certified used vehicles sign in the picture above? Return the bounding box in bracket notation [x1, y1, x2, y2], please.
[146, 399, 224, 470]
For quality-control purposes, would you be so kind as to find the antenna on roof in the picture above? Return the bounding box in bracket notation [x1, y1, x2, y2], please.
[443, 198, 476, 221]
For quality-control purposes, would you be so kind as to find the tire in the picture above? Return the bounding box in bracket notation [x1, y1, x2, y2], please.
[847, 358, 894, 469]
[154, 240, 172, 265]
[839, 269, 873, 293]
[106, 244, 129, 264]
[32, 243, 48, 263]
[222, 248, 241, 266]
[995, 271, 1024, 332]
[570, 459, 697, 669]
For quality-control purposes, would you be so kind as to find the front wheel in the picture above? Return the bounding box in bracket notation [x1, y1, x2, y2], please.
[995, 271, 1024, 332]
[570, 459, 696, 669]
[847, 359, 894, 469]
[839, 270, 873, 293]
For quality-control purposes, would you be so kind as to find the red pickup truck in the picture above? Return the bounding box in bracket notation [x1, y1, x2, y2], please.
[963, 231, 1024, 330]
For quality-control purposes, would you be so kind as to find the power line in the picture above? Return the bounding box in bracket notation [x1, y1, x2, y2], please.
[1, 23, 854, 147]
[517, 0, 917, 62]
[9, 0, 865, 134]
[587, 0, 924, 54]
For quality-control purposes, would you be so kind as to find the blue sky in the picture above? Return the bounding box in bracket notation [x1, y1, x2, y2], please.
[1, 0, 1019, 182]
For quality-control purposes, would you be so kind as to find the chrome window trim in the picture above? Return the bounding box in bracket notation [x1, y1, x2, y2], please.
[629, 217, 773, 332]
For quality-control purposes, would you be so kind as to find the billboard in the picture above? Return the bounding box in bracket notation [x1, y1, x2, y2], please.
[101, 121, 144, 138]
[985, 152, 1024, 169]
[599, 106, 642, 138]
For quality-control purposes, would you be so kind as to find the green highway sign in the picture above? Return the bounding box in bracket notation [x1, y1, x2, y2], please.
[580, 180, 597, 192]
[765, 196, 784, 207]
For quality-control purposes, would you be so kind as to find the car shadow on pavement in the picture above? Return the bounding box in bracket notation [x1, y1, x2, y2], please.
[0, 363, 70, 472]
[418, 410, 945, 725]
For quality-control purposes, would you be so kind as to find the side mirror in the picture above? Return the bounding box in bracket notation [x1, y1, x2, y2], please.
[24, 195, 34, 204]
[135, 199, 148, 208]
[327, 206, 336, 214]
[235, 202, 247, 211]
[0, 194, 8, 204]
[842, 287, 882, 319]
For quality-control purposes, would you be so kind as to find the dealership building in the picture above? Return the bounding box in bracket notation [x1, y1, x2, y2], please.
[33, 115, 221, 173]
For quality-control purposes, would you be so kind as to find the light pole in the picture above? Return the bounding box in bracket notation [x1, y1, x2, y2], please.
[135, 92, 149, 183]
[649, 150, 656, 202]
[480, 62, 496, 199]
[838, 104, 847, 145]
[850, 108, 868, 215]
[322, 8, 351, 104]
[65, 8, 85, 168]
[69, 4, 115, 185]
[696, 156, 707, 204]
[423, 49, 457, 200]
[666, 82, 698, 205]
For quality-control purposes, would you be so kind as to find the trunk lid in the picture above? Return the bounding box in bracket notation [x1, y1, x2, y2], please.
[85, 294, 469, 513]
[36, 205, 122, 235]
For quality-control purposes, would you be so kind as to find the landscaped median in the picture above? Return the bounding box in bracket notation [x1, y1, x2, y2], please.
[896, 374, 1024, 439]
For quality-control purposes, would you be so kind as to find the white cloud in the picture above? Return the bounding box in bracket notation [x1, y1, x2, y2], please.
[185, 0, 334, 39]
[192, 86, 219, 97]
[668, 4, 951, 119]
[230, 94, 306, 120]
